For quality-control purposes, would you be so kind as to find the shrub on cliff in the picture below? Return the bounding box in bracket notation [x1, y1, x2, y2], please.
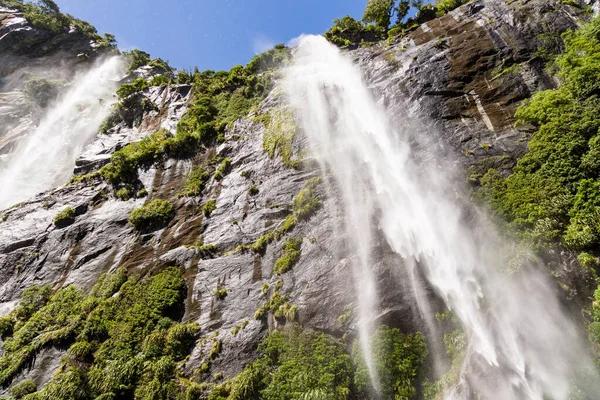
[128, 199, 175, 231]
[435, 0, 469, 15]
[352, 325, 428, 399]
[324, 15, 385, 47]
[116, 77, 150, 100]
[228, 328, 353, 400]
[0, 267, 197, 398]
[100, 128, 172, 184]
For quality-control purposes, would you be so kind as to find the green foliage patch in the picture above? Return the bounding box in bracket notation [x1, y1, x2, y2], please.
[175, 45, 291, 150]
[0, 267, 197, 398]
[53, 206, 75, 227]
[180, 167, 210, 197]
[273, 238, 302, 275]
[352, 325, 428, 399]
[128, 199, 175, 232]
[226, 328, 353, 400]
[202, 200, 217, 217]
[260, 109, 299, 168]
[475, 17, 600, 253]
[6, 0, 116, 46]
[326, 0, 468, 47]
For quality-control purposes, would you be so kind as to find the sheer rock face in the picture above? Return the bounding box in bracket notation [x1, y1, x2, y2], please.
[0, 0, 594, 391]
[0, 7, 104, 78]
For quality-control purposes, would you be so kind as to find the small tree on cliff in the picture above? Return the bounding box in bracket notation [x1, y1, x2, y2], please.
[362, 0, 425, 31]
[363, 0, 395, 30]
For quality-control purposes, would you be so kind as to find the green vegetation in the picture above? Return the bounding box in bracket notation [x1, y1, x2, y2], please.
[326, 0, 468, 47]
[0, 267, 198, 398]
[352, 325, 428, 399]
[491, 62, 522, 80]
[116, 77, 150, 100]
[247, 183, 259, 196]
[225, 328, 353, 400]
[435, 0, 470, 15]
[243, 177, 321, 256]
[176, 45, 290, 149]
[9, 379, 36, 398]
[98, 46, 291, 180]
[260, 109, 299, 168]
[324, 15, 385, 47]
[53, 206, 75, 227]
[337, 307, 353, 324]
[180, 167, 210, 197]
[363, 0, 396, 30]
[99, 93, 157, 134]
[230, 321, 248, 337]
[202, 200, 217, 217]
[223, 325, 428, 400]
[273, 238, 302, 275]
[255, 290, 297, 322]
[123, 49, 173, 75]
[423, 311, 466, 398]
[213, 158, 231, 181]
[4, 0, 116, 46]
[213, 289, 229, 300]
[23, 76, 65, 108]
[474, 17, 600, 253]
[194, 238, 219, 258]
[128, 199, 175, 232]
[100, 129, 172, 185]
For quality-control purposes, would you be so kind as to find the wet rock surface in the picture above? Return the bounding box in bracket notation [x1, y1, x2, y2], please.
[0, 0, 594, 391]
[0, 7, 105, 77]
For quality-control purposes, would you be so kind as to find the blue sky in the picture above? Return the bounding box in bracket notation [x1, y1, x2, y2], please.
[55, 0, 368, 72]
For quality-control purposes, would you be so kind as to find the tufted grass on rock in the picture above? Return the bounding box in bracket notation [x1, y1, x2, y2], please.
[9, 378, 36, 398]
[53, 206, 76, 227]
[247, 183, 259, 196]
[128, 199, 175, 232]
[260, 109, 299, 168]
[202, 200, 217, 217]
[273, 238, 302, 275]
[180, 167, 210, 197]
[212, 158, 231, 181]
[213, 289, 228, 300]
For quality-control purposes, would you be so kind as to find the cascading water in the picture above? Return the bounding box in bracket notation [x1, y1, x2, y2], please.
[0, 56, 124, 210]
[284, 35, 599, 399]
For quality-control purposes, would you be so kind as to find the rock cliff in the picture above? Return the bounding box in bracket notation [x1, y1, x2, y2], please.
[0, 0, 596, 397]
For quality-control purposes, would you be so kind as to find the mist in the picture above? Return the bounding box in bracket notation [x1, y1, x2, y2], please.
[0, 56, 124, 211]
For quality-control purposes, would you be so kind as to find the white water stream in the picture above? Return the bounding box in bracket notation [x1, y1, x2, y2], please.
[0, 56, 123, 210]
[284, 35, 597, 399]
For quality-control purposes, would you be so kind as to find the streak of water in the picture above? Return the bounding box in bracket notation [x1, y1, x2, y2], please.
[284, 35, 598, 399]
[0, 56, 124, 210]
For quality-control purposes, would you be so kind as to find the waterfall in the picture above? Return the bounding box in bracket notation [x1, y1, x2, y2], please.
[284, 35, 598, 399]
[0, 56, 124, 211]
